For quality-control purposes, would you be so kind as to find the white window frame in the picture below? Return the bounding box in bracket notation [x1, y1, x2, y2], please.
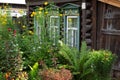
[50, 16, 59, 44]
[66, 16, 79, 48]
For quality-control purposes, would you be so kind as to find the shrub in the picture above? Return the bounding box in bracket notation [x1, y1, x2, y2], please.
[40, 68, 72, 80]
[59, 41, 116, 80]
[88, 50, 116, 80]
[59, 41, 91, 79]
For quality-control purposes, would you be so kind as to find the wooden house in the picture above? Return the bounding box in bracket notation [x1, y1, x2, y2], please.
[0, 1, 26, 17]
[25, 0, 120, 79]
[0, 1, 27, 33]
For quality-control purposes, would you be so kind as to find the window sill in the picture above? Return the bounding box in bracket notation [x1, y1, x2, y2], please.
[101, 29, 120, 36]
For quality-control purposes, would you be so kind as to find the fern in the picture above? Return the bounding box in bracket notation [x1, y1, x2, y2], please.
[59, 41, 92, 79]
[59, 43, 79, 71]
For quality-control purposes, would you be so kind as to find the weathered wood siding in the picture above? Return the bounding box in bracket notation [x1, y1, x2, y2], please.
[97, 2, 120, 80]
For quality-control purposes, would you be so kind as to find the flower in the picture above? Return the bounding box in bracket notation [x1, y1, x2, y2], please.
[18, 21, 21, 24]
[29, 30, 34, 35]
[20, 51, 23, 54]
[45, 11, 48, 14]
[2, 21, 6, 25]
[8, 28, 12, 32]
[19, 10, 23, 14]
[13, 30, 17, 36]
[22, 25, 26, 29]
[39, 7, 43, 11]
[31, 11, 36, 17]
[44, 2, 48, 5]
[22, 36, 25, 38]
[5, 72, 11, 79]
[59, 14, 63, 17]
[38, 11, 42, 14]
[68, 18, 72, 22]
[2, 14, 7, 18]
[31, 14, 33, 17]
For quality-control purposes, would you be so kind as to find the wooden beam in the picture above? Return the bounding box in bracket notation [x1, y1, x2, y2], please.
[92, 0, 97, 49]
[81, 0, 86, 41]
[26, 0, 79, 6]
[98, 0, 120, 8]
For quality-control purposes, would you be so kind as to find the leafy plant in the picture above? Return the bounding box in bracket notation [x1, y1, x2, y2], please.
[29, 62, 41, 80]
[59, 41, 116, 80]
[88, 50, 116, 80]
[0, 72, 5, 80]
[0, 5, 25, 79]
[59, 41, 91, 79]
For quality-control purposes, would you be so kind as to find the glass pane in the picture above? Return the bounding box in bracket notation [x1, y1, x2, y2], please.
[51, 17, 59, 27]
[68, 30, 72, 46]
[67, 29, 77, 47]
[50, 16, 59, 44]
[73, 30, 77, 47]
[104, 6, 120, 30]
[68, 18, 77, 28]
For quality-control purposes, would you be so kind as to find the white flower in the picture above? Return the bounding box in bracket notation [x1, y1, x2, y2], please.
[20, 51, 24, 54]
[38, 46, 41, 49]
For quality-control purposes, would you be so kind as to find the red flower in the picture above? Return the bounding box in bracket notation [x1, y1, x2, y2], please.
[8, 28, 12, 32]
[13, 30, 17, 36]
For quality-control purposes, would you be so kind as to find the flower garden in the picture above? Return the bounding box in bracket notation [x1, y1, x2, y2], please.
[0, 2, 117, 80]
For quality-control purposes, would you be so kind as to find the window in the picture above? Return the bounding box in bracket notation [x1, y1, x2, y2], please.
[61, 3, 80, 49]
[66, 16, 79, 48]
[50, 16, 59, 44]
[34, 4, 60, 45]
[34, 3, 80, 49]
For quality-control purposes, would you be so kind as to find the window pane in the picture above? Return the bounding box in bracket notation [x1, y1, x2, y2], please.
[51, 17, 59, 27]
[50, 16, 59, 44]
[68, 18, 77, 28]
[67, 29, 77, 47]
[68, 30, 72, 46]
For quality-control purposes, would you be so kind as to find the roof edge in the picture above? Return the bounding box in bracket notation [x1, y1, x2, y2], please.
[98, 0, 120, 8]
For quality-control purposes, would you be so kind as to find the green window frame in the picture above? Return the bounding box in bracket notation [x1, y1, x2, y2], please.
[61, 3, 80, 49]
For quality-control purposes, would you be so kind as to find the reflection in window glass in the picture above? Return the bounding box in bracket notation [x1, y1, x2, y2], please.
[68, 18, 77, 28]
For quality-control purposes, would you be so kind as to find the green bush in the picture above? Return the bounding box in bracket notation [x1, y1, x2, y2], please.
[88, 50, 116, 80]
[59, 41, 91, 79]
[59, 41, 116, 80]
[0, 72, 5, 80]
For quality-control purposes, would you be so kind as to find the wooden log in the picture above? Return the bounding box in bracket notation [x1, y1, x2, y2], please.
[86, 24, 92, 32]
[85, 33, 91, 37]
[86, 19, 92, 24]
[85, 39, 92, 44]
